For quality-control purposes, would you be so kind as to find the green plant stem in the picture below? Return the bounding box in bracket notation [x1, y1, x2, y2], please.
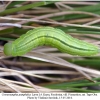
[67, 87, 100, 93]
[0, 1, 55, 16]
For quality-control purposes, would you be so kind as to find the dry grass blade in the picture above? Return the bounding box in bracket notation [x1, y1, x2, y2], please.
[1, 1, 100, 93]
[3, 0, 13, 9]
[58, 1, 97, 5]
[31, 11, 100, 19]
[84, 18, 100, 25]
[0, 23, 21, 27]
[0, 59, 64, 68]
[24, 70, 80, 75]
[55, 2, 74, 10]
[0, 67, 67, 81]
[25, 52, 100, 76]
[15, 74, 40, 93]
[1, 17, 100, 30]
[0, 77, 66, 93]
[0, 83, 60, 93]
[0, 78, 21, 93]
[0, 77, 52, 91]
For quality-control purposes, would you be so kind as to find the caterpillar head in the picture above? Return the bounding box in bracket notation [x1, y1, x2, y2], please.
[4, 43, 13, 56]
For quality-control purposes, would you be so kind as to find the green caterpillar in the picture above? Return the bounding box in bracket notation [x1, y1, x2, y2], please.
[3, 27, 99, 56]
